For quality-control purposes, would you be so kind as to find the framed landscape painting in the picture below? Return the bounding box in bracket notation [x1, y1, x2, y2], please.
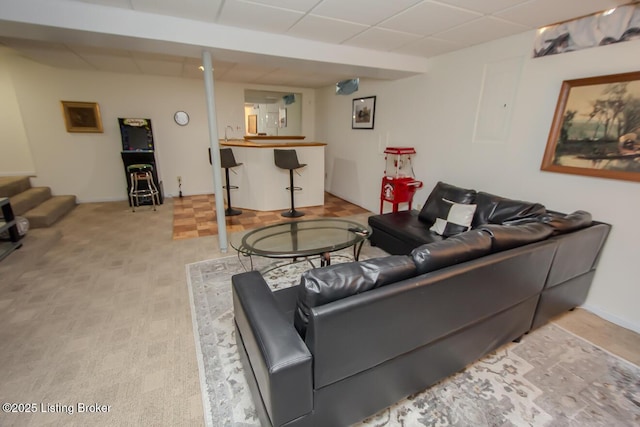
[61, 101, 103, 133]
[540, 71, 640, 182]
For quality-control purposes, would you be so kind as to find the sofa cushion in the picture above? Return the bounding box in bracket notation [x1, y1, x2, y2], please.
[479, 223, 554, 252]
[418, 182, 476, 224]
[538, 210, 592, 234]
[410, 229, 492, 275]
[293, 256, 418, 337]
[430, 199, 477, 237]
[472, 191, 546, 227]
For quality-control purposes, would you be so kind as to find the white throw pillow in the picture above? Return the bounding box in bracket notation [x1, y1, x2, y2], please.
[430, 199, 477, 237]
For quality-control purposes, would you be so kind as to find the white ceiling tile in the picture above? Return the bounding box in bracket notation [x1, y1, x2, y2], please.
[435, 0, 530, 14]
[393, 36, 464, 57]
[134, 52, 184, 76]
[287, 15, 368, 44]
[2, 39, 94, 70]
[243, 0, 320, 13]
[435, 17, 528, 46]
[312, 0, 422, 26]
[70, 46, 141, 73]
[218, 0, 305, 33]
[495, 0, 630, 28]
[284, 73, 347, 88]
[221, 63, 279, 82]
[76, 0, 133, 9]
[344, 28, 423, 51]
[131, 0, 222, 22]
[380, 2, 481, 36]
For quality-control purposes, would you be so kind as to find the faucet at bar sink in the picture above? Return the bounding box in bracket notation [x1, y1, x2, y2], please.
[224, 125, 234, 142]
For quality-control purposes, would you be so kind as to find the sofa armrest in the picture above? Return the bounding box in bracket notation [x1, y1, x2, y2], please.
[232, 271, 313, 426]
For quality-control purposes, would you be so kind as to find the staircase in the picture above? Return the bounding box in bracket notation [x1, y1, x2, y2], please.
[0, 176, 76, 228]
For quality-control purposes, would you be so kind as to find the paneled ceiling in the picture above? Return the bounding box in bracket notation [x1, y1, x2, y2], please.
[0, 0, 633, 87]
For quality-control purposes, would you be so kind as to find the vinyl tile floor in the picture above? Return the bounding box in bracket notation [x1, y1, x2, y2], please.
[172, 192, 370, 240]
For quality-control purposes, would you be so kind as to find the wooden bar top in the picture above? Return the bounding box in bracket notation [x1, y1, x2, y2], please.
[219, 139, 327, 148]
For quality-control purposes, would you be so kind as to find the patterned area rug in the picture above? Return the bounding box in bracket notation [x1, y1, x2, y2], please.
[186, 249, 640, 427]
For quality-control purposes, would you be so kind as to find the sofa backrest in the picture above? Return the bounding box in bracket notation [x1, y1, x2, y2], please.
[544, 222, 611, 288]
[538, 210, 593, 235]
[304, 240, 558, 390]
[479, 223, 554, 252]
[293, 256, 417, 338]
[410, 229, 492, 274]
[472, 191, 546, 227]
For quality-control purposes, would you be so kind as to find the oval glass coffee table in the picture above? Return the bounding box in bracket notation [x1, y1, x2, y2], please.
[230, 218, 371, 272]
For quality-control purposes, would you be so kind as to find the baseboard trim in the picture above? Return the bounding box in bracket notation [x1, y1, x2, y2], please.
[581, 303, 640, 334]
[0, 172, 36, 177]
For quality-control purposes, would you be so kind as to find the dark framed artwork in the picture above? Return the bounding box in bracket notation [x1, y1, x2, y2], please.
[61, 101, 103, 133]
[352, 96, 376, 129]
[540, 71, 640, 182]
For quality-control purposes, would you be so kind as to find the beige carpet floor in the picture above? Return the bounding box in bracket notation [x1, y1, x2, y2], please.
[0, 197, 638, 426]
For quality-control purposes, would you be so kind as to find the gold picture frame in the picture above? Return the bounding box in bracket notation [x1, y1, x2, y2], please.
[61, 101, 103, 133]
[540, 71, 640, 182]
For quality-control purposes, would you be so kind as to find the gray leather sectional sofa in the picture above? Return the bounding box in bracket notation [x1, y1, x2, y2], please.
[231, 182, 610, 426]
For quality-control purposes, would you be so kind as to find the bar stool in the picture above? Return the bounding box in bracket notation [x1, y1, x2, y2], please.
[127, 163, 159, 212]
[274, 149, 306, 218]
[219, 148, 243, 216]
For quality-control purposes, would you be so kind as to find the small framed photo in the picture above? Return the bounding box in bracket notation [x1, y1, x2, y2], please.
[352, 96, 376, 129]
[61, 101, 103, 133]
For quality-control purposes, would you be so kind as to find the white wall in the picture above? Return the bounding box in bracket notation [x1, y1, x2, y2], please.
[318, 32, 640, 332]
[1, 50, 316, 201]
[0, 48, 35, 175]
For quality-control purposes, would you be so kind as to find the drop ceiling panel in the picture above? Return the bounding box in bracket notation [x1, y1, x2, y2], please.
[311, 0, 423, 26]
[344, 27, 423, 51]
[393, 36, 465, 57]
[435, 0, 531, 15]
[244, 0, 319, 13]
[77, 0, 133, 9]
[221, 63, 279, 82]
[284, 73, 347, 88]
[287, 15, 368, 44]
[2, 39, 94, 70]
[134, 52, 185, 76]
[495, 0, 630, 28]
[131, 0, 222, 22]
[70, 46, 140, 73]
[380, 1, 482, 36]
[435, 17, 529, 46]
[218, 0, 305, 33]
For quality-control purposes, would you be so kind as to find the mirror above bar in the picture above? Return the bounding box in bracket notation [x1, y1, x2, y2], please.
[244, 89, 302, 137]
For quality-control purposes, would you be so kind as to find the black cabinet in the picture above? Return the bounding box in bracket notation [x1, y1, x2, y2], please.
[121, 151, 164, 205]
[0, 197, 22, 262]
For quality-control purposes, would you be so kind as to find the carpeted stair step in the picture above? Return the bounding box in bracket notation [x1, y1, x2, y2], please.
[0, 176, 32, 198]
[9, 187, 52, 216]
[24, 195, 76, 228]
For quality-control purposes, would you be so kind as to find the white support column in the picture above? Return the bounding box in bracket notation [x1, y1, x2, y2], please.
[202, 50, 228, 252]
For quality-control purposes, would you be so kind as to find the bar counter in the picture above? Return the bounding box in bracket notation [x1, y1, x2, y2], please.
[218, 139, 326, 212]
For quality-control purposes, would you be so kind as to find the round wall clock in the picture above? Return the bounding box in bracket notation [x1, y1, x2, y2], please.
[174, 111, 189, 126]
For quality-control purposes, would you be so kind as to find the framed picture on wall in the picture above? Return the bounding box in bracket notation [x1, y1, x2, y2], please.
[352, 96, 376, 129]
[540, 71, 640, 182]
[61, 101, 103, 133]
